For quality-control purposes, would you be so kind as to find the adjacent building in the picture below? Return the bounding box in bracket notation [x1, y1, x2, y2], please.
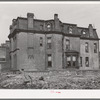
[8, 13, 99, 71]
[0, 41, 10, 71]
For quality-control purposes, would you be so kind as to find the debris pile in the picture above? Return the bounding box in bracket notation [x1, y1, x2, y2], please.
[0, 71, 100, 89]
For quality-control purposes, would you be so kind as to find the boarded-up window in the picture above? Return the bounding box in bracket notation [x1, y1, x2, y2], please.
[85, 57, 89, 67]
[47, 54, 52, 67]
[94, 43, 97, 53]
[85, 42, 89, 53]
[47, 37, 51, 49]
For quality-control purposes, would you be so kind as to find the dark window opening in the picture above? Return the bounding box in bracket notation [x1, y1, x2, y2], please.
[80, 57, 82, 67]
[67, 56, 71, 67]
[94, 43, 97, 53]
[85, 57, 89, 67]
[85, 42, 89, 53]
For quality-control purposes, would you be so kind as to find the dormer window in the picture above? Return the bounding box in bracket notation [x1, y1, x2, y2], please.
[83, 30, 86, 34]
[69, 26, 73, 34]
[47, 23, 51, 31]
[40, 25, 43, 30]
[47, 24, 51, 28]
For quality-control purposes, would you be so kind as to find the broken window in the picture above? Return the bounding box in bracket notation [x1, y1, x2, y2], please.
[94, 43, 97, 53]
[47, 37, 52, 49]
[85, 57, 89, 67]
[85, 42, 89, 53]
[47, 54, 52, 67]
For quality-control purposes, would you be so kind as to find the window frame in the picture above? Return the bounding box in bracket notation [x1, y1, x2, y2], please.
[80, 57, 82, 67]
[47, 37, 52, 49]
[85, 42, 89, 53]
[66, 39, 70, 50]
[47, 54, 52, 67]
[69, 26, 73, 34]
[94, 43, 97, 53]
[40, 37, 43, 47]
[85, 57, 89, 67]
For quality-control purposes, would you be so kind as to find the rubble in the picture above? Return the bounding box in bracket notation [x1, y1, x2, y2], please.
[0, 71, 100, 89]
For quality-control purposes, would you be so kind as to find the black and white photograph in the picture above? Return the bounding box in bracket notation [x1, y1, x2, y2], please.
[0, 1, 100, 92]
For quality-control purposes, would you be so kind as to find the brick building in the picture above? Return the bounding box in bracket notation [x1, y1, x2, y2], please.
[0, 41, 10, 71]
[8, 13, 99, 71]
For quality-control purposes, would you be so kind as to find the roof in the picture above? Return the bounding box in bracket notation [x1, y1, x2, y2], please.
[9, 14, 99, 40]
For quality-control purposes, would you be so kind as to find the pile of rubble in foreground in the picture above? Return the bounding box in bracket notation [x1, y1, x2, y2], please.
[0, 70, 100, 89]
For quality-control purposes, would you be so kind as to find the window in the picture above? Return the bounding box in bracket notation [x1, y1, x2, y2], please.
[94, 43, 97, 53]
[85, 57, 89, 67]
[72, 56, 76, 66]
[27, 47, 34, 59]
[47, 37, 51, 49]
[28, 55, 34, 59]
[47, 24, 51, 31]
[40, 25, 43, 30]
[47, 54, 52, 67]
[85, 42, 89, 53]
[80, 57, 82, 67]
[66, 39, 70, 50]
[83, 31, 86, 35]
[40, 37, 43, 47]
[69, 27, 73, 34]
[0, 58, 6, 62]
[13, 35, 17, 49]
[67, 56, 71, 67]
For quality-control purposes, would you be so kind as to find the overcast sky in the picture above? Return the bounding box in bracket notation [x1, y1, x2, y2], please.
[0, 2, 100, 44]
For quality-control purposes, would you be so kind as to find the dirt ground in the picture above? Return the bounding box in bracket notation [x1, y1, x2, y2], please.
[0, 70, 100, 89]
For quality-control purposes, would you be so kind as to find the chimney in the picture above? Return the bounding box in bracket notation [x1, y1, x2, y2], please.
[27, 13, 34, 29]
[54, 14, 60, 31]
[54, 14, 58, 20]
[88, 24, 94, 38]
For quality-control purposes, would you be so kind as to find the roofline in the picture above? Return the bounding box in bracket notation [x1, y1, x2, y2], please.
[78, 26, 96, 30]
[80, 37, 100, 40]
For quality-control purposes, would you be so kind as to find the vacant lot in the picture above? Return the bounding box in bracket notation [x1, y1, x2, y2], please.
[0, 70, 100, 89]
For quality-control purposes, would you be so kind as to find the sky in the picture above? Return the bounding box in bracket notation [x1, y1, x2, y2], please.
[0, 2, 100, 44]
